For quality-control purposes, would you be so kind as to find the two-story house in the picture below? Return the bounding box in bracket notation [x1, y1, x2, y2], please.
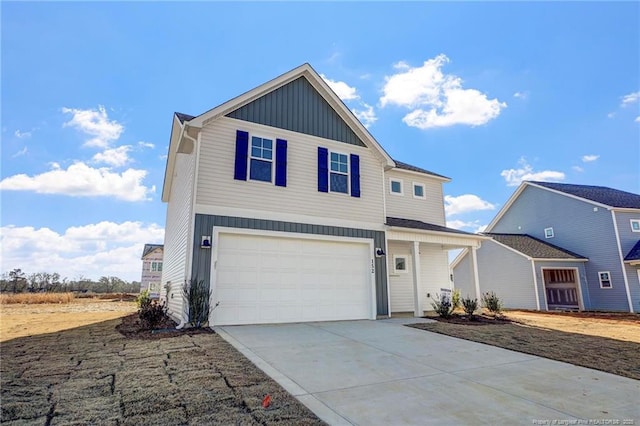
[161, 63, 483, 326]
[140, 244, 163, 298]
[452, 181, 640, 313]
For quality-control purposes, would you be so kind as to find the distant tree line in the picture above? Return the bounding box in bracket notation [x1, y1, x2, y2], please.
[0, 268, 141, 294]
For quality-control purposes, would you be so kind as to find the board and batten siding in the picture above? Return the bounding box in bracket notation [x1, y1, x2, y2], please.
[614, 211, 640, 311]
[191, 214, 389, 316]
[491, 185, 630, 311]
[387, 242, 414, 312]
[196, 117, 385, 226]
[162, 152, 195, 321]
[384, 169, 446, 226]
[226, 76, 365, 147]
[419, 246, 451, 312]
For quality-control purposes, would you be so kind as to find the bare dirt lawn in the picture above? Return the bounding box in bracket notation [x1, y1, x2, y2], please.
[410, 309, 640, 380]
[0, 299, 325, 425]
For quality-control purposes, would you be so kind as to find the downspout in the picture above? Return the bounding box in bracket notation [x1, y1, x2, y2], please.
[530, 260, 541, 310]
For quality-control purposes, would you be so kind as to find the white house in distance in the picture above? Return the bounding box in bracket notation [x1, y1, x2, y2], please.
[140, 244, 163, 298]
[160, 63, 484, 326]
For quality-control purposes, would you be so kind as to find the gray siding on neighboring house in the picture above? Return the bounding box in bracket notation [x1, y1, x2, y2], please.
[534, 261, 589, 310]
[492, 185, 629, 311]
[227, 76, 366, 147]
[615, 211, 640, 311]
[452, 252, 474, 300]
[191, 214, 389, 316]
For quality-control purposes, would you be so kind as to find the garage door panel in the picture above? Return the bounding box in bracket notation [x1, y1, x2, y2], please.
[212, 233, 372, 325]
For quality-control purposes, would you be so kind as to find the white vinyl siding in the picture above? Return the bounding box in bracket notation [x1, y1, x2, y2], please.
[387, 242, 414, 312]
[197, 117, 384, 225]
[385, 169, 446, 225]
[419, 246, 451, 313]
[162, 152, 195, 321]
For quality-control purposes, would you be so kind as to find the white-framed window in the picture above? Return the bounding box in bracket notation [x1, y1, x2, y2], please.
[330, 151, 349, 194]
[151, 261, 163, 272]
[544, 227, 554, 239]
[413, 182, 425, 199]
[249, 136, 273, 182]
[598, 271, 612, 289]
[393, 255, 408, 273]
[631, 219, 640, 232]
[390, 179, 403, 196]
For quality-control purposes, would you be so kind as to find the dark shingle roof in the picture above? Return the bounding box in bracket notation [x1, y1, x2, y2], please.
[393, 160, 450, 180]
[486, 233, 587, 260]
[624, 241, 640, 262]
[175, 112, 196, 123]
[142, 244, 163, 259]
[530, 181, 640, 209]
[386, 217, 476, 236]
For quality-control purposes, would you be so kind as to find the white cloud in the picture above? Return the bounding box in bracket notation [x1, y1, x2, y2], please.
[138, 141, 155, 149]
[92, 145, 132, 167]
[14, 129, 32, 139]
[320, 74, 359, 101]
[513, 91, 529, 100]
[0, 221, 164, 281]
[11, 147, 28, 158]
[447, 219, 487, 234]
[572, 166, 584, 173]
[62, 105, 124, 148]
[635, 116, 640, 123]
[500, 157, 565, 187]
[621, 91, 639, 107]
[607, 112, 616, 118]
[352, 103, 377, 128]
[380, 54, 506, 129]
[444, 194, 495, 216]
[582, 154, 599, 163]
[0, 162, 155, 201]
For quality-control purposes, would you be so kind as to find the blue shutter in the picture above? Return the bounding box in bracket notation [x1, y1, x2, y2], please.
[318, 147, 329, 192]
[275, 138, 287, 187]
[350, 154, 360, 198]
[234, 130, 249, 181]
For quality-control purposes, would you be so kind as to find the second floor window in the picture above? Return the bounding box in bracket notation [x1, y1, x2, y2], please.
[330, 152, 349, 193]
[250, 136, 273, 182]
[151, 261, 163, 272]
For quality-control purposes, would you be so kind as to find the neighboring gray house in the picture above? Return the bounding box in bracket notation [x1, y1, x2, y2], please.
[140, 244, 163, 298]
[452, 181, 640, 313]
[160, 63, 483, 326]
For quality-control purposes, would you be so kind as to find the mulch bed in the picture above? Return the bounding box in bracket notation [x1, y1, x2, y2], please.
[116, 313, 215, 340]
[424, 313, 512, 325]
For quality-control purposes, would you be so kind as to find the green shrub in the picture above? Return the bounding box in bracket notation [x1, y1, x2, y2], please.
[451, 289, 461, 311]
[136, 290, 150, 309]
[481, 291, 503, 315]
[461, 296, 478, 318]
[183, 278, 210, 328]
[139, 299, 167, 329]
[431, 293, 454, 318]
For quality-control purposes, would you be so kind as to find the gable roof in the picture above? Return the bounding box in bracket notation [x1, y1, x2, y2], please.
[142, 244, 163, 259]
[486, 233, 587, 260]
[530, 181, 640, 209]
[624, 240, 640, 263]
[393, 160, 450, 181]
[386, 217, 476, 236]
[175, 112, 195, 124]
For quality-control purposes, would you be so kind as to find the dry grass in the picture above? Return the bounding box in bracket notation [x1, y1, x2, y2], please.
[0, 292, 75, 304]
[411, 310, 640, 380]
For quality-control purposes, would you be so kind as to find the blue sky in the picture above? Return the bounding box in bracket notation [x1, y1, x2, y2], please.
[1, 2, 638, 281]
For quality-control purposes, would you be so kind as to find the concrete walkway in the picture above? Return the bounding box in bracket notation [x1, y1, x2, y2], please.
[217, 318, 640, 425]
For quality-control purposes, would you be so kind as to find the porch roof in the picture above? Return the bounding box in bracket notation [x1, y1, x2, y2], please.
[385, 217, 486, 248]
[386, 217, 476, 236]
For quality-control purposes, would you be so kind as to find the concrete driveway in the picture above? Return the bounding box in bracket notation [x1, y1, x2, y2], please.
[217, 318, 639, 425]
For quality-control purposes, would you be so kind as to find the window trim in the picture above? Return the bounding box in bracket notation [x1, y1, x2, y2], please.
[248, 135, 275, 183]
[598, 271, 612, 289]
[412, 182, 425, 199]
[393, 255, 408, 274]
[151, 261, 163, 272]
[390, 178, 404, 196]
[631, 219, 640, 233]
[329, 150, 350, 194]
[544, 227, 554, 239]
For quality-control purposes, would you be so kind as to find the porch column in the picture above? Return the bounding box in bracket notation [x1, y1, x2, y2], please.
[471, 246, 481, 301]
[412, 241, 422, 317]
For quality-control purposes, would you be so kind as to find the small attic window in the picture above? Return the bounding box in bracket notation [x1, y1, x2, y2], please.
[631, 219, 640, 232]
[544, 227, 554, 239]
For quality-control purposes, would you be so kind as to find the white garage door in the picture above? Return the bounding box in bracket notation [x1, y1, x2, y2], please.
[211, 232, 373, 325]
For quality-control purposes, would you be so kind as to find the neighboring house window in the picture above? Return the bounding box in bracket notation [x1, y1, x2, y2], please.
[249, 136, 273, 182]
[330, 152, 349, 194]
[598, 271, 612, 289]
[393, 255, 408, 273]
[151, 261, 163, 272]
[631, 219, 640, 232]
[413, 183, 425, 199]
[390, 179, 403, 196]
[544, 227, 554, 238]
